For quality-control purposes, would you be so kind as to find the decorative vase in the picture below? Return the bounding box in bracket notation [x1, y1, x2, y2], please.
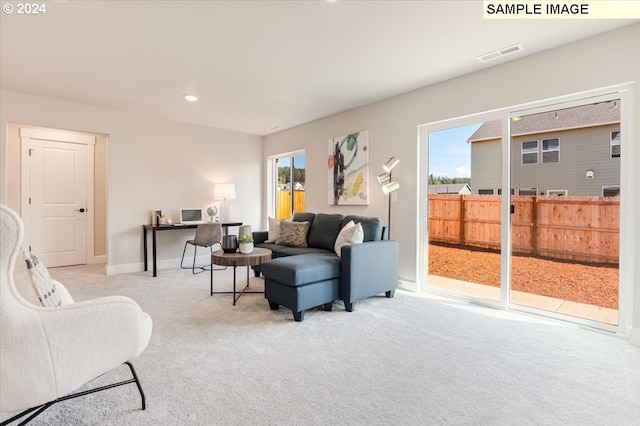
[239, 242, 254, 254]
[221, 235, 238, 253]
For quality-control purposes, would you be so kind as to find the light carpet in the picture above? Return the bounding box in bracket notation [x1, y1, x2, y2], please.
[2, 264, 639, 426]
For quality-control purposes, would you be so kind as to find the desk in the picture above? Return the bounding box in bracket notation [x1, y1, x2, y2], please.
[142, 222, 242, 277]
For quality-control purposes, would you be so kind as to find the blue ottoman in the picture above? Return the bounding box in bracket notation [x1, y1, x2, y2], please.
[261, 253, 340, 322]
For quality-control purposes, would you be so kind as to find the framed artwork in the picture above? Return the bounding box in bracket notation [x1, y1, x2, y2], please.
[328, 130, 369, 205]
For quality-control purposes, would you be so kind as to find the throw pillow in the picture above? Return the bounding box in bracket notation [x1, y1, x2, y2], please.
[334, 221, 364, 257]
[266, 216, 291, 243]
[276, 220, 310, 247]
[23, 252, 63, 307]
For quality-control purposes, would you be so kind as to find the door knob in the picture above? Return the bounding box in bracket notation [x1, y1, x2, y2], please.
[76, 208, 86, 213]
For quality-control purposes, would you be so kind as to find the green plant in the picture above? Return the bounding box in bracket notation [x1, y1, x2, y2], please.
[239, 234, 253, 244]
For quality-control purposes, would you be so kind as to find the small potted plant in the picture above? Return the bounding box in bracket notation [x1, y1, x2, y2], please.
[238, 234, 254, 254]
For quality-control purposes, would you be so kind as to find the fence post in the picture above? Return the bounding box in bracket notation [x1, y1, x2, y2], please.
[459, 195, 465, 246]
[531, 196, 537, 257]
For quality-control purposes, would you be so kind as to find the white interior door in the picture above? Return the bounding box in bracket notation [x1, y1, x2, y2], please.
[21, 129, 95, 267]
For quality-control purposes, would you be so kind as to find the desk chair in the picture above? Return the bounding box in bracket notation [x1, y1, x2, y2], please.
[180, 223, 222, 274]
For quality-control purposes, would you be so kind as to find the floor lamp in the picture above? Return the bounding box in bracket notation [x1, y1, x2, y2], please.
[214, 183, 236, 223]
[377, 156, 400, 239]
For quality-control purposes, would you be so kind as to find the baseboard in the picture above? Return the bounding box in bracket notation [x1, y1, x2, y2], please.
[399, 279, 417, 292]
[629, 327, 640, 348]
[106, 254, 212, 276]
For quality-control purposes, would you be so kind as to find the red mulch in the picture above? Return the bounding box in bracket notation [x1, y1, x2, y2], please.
[428, 243, 619, 309]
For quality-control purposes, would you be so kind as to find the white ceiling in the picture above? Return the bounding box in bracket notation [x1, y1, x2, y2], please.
[1, 1, 636, 136]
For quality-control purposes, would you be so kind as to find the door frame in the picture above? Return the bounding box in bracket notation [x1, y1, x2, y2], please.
[20, 127, 96, 264]
[418, 83, 633, 335]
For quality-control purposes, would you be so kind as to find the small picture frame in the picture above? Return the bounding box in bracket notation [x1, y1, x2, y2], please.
[152, 209, 163, 226]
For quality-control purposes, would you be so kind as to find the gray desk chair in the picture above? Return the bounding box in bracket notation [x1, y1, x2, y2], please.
[180, 223, 222, 274]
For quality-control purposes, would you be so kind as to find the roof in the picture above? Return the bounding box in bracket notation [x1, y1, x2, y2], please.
[428, 184, 471, 194]
[467, 100, 620, 142]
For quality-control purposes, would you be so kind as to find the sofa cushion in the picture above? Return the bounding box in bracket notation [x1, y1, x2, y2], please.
[292, 212, 316, 227]
[278, 246, 334, 257]
[266, 216, 290, 243]
[276, 220, 311, 247]
[256, 242, 290, 258]
[261, 254, 341, 286]
[307, 213, 344, 251]
[342, 215, 384, 242]
[334, 221, 364, 256]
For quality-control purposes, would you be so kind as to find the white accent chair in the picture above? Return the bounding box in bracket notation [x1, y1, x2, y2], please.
[0, 204, 153, 424]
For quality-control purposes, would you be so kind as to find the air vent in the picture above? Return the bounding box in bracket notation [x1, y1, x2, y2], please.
[478, 43, 523, 63]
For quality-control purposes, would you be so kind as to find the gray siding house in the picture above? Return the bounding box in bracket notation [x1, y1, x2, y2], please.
[428, 183, 471, 194]
[468, 101, 620, 196]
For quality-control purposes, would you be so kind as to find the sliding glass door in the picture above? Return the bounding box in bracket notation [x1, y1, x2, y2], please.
[419, 89, 626, 331]
[424, 119, 503, 304]
[509, 98, 620, 326]
[272, 152, 306, 220]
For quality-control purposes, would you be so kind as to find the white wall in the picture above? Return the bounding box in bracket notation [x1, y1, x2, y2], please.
[263, 23, 640, 343]
[0, 91, 263, 274]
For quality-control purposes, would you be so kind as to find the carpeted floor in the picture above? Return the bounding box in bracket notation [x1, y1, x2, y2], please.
[3, 264, 639, 425]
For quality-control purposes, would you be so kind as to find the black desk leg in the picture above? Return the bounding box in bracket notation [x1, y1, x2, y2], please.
[143, 226, 148, 272]
[152, 228, 157, 277]
[210, 259, 213, 296]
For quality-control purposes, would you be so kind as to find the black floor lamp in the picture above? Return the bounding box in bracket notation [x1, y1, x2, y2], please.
[377, 156, 400, 239]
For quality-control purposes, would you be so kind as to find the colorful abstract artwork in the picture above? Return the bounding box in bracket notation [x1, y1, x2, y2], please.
[328, 131, 369, 205]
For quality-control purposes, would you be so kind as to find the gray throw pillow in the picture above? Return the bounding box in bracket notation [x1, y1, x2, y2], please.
[276, 221, 311, 247]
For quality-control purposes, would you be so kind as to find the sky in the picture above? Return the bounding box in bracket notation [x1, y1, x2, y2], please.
[428, 123, 482, 178]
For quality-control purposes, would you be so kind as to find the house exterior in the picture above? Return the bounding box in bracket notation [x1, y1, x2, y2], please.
[468, 101, 620, 196]
[428, 183, 471, 194]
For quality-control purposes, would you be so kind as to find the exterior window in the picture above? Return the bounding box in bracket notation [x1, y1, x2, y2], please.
[542, 138, 559, 163]
[547, 190, 567, 196]
[611, 131, 621, 158]
[602, 186, 620, 197]
[521, 141, 538, 164]
[478, 189, 494, 195]
[517, 188, 538, 196]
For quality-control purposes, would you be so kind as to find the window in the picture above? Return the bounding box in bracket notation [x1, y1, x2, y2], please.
[603, 186, 620, 197]
[547, 189, 568, 196]
[521, 140, 538, 164]
[478, 189, 494, 195]
[611, 131, 621, 158]
[270, 152, 306, 219]
[542, 138, 560, 163]
[517, 187, 538, 195]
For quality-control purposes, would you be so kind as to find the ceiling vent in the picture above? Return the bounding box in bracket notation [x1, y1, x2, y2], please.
[478, 44, 523, 63]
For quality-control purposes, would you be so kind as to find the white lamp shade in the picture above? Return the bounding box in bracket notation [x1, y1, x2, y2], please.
[214, 183, 236, 200]
[382, 156, 399, 172]
[382, 181, 400, 194]
[377, 172, 391, 184]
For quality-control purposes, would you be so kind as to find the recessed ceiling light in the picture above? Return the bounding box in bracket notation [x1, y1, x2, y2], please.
[183, 94, 198, 102]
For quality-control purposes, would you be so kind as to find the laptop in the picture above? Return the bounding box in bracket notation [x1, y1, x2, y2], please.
[179, 208, 205, 225]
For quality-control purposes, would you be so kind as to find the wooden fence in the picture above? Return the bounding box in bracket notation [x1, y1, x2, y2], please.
[276, 190, 306, 220]
[428, 194, 619, 264]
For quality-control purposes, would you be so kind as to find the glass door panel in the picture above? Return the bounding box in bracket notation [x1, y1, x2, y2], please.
[275, 154, 306, 220]
[426, 121, 502, 302]
[509, 100, 620, 325]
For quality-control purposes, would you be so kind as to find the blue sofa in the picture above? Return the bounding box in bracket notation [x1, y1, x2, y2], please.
[253, 212, 399, 321]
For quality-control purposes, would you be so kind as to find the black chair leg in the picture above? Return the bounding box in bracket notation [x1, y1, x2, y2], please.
[179, 242, 190, 269]
[0, 362, 146, 426]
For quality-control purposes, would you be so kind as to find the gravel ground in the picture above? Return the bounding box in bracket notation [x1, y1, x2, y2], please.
[428, 243, 619, 309]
